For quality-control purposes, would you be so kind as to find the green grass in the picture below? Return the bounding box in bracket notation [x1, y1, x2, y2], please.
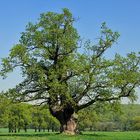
[0, 129, 139, 140]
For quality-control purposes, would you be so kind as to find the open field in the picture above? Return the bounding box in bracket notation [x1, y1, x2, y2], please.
[0, 129, 140, 140]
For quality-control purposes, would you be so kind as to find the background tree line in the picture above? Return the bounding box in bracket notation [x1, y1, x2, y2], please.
[0, 95, 140, 133]
[78, 103, 140, 131]
[0, 95, 60, 133]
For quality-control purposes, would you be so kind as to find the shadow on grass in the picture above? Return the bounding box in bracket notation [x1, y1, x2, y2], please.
[0, 132, 108, 138]
[0, 132, 59, 137]
[80, 133, 107, 137]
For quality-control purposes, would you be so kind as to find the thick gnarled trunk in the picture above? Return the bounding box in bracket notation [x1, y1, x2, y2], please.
[60, 115, 77, 135]
[50, 105, 77, 135]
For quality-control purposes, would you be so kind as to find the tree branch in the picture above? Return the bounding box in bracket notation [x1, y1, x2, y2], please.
[78, 82, 137, 111]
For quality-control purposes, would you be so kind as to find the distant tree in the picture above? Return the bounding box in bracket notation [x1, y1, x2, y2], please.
[0, 94, 10, 128]
[31, 107, 41, 132]
[78, 107, 98, 131]
[31, 106, 59, 132]
[8, 103, 31, 133]
[46, 113, 60, 132]
[132, 116, 140, 130]
[1, 9, 140, 134]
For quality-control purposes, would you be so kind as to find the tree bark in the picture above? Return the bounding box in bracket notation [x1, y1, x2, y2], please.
[50, 105, 77, 135]
[60, 116, 77, 135]
[8, 122, 12, 133]
[24, 126, 27, 132]
[38, 128, 40, 132]
[35, 127, 37, 132]
[18, 128, 20, 133]
[14, 127, 17, 133]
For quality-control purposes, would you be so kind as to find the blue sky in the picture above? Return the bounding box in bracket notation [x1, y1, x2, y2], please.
[0, 0, 140, 103]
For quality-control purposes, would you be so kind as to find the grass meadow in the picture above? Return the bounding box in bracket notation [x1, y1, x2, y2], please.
[0, 128, 139, 140]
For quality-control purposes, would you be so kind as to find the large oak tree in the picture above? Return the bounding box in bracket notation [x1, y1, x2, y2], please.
[0, 9, 140, 134]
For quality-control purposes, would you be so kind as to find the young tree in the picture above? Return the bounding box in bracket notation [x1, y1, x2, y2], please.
[8, 103, 31, 133]
[78, 106, 98, 131]
[132, 116, 140, 130]
[31, 106, 59, 132]
[0, 94, 11, 128]
[0, 9, 140, 134]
